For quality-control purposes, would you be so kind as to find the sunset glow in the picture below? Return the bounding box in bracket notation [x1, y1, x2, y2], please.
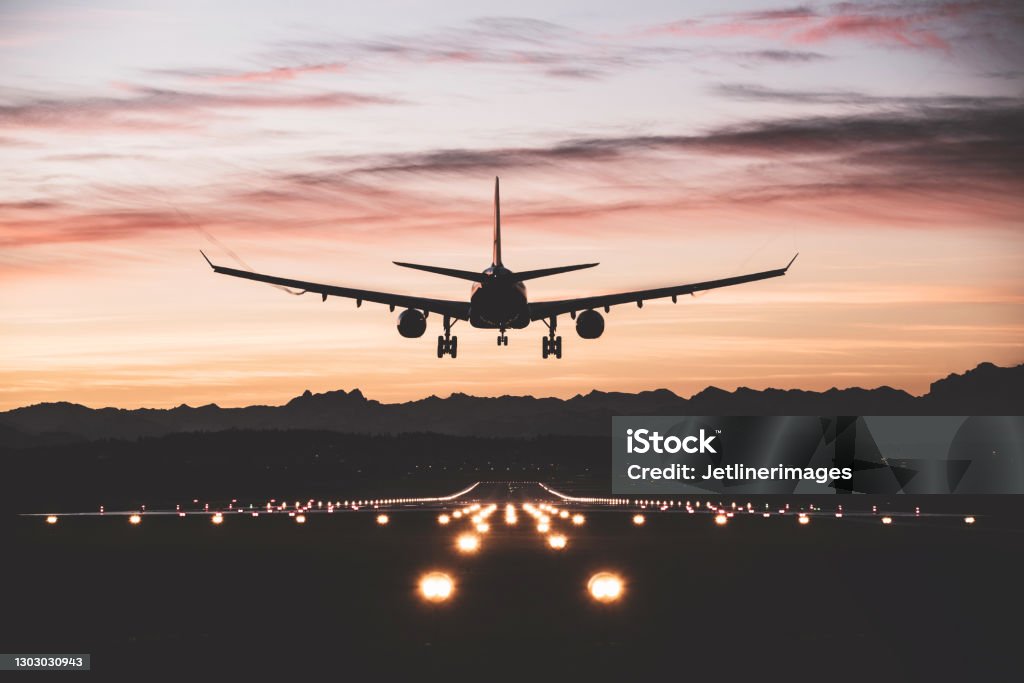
[2, 0, 1021, 410]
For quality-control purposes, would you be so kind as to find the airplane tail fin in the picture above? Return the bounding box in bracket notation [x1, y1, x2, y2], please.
[493, 176, 502, 267]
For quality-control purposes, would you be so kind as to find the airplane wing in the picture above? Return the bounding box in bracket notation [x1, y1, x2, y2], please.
[201, 252, 471, 320]
[528, 254, 798, 321]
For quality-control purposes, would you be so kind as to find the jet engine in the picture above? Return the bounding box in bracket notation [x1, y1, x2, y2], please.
[575, 309, 605, 339]
[397, 309, 427, 338]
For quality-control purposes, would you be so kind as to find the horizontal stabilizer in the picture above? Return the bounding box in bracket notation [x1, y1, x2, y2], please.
[393, 262, 486, 282]
[516, 263, 598, 281]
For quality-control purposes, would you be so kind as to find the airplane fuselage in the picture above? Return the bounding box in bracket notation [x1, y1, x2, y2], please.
[469, 266, 530, 329]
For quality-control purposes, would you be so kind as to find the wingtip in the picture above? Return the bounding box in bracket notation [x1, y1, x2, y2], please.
[200, 249, 214, 268]
[785, 252, 799, 271]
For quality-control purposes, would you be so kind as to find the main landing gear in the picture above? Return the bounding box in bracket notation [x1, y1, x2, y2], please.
[541, 316, 562, 359]
[497, 328, 508, 346]
[437, 315, 458, 358]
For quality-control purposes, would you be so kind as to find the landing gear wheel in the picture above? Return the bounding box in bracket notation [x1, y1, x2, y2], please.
[437, 335, 445, 358]
[497, 333, 508, 346]
[541, 337, 549, 359]
[554, 335, 562, 359]
[450, 336, 458, 358]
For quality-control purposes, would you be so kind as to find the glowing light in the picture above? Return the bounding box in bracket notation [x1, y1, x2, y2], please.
[456, 534, 480, 553]
[715, 514, 728, 526]
[571, 514, 585, 526]
[632, 514, 645, 526]
[295, 514, 306, 524]
[129, 514, 142, 525]
[452, 511, 462, 519]
[45, 515, 58, 524]
[376, 514, 389, 525]
[588, 572, 624, 603]
[547, 534, 568, 550]
[559, 510, 570, 519]
[475, 522, 490, 534]
[798, 514, 810, 525]
[438, 514, 450, 525]
[537, 522, 550, 533]
[964, 516, 976, 525]
[881, 516, 893, 525]
[419, 572, 455, 603]
[211, 513, 224, 525]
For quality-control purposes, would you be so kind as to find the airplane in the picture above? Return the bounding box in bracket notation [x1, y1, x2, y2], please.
[201, 177, 797, 359]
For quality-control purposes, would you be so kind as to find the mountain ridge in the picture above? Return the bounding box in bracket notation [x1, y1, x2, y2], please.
[1, 362, 1020, 445]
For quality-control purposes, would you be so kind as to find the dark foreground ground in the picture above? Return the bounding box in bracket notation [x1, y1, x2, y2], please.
[5, 484, 1022, 681]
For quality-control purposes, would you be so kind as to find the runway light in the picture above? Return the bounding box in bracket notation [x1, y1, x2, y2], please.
[376, 514, 389, 525]
[475, 522, 490, 533]
[559, 510, 570, 519]
[129, 514, 142, 525]
[452, 511, 462, 519]
[211, 513, 224, 525]
[964, 516, 976, 525]
[547, 534, 567, 550]
[456, 534, 480, 553]
[588, 572, 624, 603]
[295, 514, 306, 524]
[46, 515, 58, 525]
[571, 514, 585, 526]
[798, 514, 810, 525]
[881, 516, 893, 525]
[438, 514, 450, 525]
[419, 572, 454, 603]
[537, 522, 550, 533]
[632, 514, 645, 526]
[715, 513, 728, 526]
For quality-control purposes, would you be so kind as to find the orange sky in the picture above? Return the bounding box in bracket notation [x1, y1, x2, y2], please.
[2, 1, 1022, 410]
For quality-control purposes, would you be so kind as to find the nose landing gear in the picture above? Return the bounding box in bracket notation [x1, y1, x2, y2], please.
[437, 315, 458, 358]
[497, 328, 508, 346]
[541, 317, 562, 359]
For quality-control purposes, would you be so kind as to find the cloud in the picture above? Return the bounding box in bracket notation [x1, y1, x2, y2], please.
[152, 63, 347, 83]
[646, 1, 1020, 52]
[333, 97, 1024, 182]
[0, 85, 402, 133]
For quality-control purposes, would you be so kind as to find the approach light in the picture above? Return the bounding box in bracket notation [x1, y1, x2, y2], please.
[571, 514, 585, 526]
[295, 514, 306, 524]
[588, 572, 624, 603]
[632, 514, 645, 526]
[547, 534, 568, 550]
[129, 514, 142, 525]
[456, 534, 480, 553]
[419, 572, 454, 603]
[377, 514, 389, 525]
[438, 514, 450, 525]
[211, 513, 224, 525]
[715, 514, 728, 526]
[45, 515, 58, 525]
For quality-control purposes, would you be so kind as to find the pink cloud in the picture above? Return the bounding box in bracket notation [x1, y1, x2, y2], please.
[649, 2, 960, 51]
[199, 63, 346, 83]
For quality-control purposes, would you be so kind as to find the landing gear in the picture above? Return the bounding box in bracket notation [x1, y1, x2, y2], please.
[437, 315, 458, 358]
[541, 316, 562, 359]
[497, 328, 508, 346]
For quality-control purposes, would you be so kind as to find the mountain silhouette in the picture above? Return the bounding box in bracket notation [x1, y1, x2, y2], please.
[1, 362, 1020, 446]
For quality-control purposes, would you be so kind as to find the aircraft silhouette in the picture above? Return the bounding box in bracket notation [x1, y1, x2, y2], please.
[202, 178, 797, 358]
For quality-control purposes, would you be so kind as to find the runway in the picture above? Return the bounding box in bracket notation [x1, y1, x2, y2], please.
[8, 481, 1018, 679]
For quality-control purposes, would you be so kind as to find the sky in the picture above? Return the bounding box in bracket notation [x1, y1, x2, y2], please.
[1, 0, 1022, 410]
